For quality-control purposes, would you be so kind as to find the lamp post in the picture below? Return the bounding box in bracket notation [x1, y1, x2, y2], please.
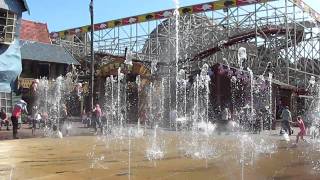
[90, 0, 95, 110]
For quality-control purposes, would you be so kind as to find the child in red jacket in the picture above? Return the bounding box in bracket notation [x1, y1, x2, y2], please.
[11, 100, 28, 139]
[291, 116, 306, 144]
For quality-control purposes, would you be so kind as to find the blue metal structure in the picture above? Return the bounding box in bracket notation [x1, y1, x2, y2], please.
[0, 0, 29, 92]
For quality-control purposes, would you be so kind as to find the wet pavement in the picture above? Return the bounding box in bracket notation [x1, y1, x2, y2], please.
[0, 123, 319, 179]
[0, 122, 93, 140]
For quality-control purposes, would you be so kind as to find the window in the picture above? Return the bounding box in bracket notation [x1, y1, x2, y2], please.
[21, 60, 33, 78]
[0, 9, 17, 44]
[0, 92, 12, 113]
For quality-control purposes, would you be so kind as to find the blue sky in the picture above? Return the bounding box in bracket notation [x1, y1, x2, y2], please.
[23, 0, 319, 32]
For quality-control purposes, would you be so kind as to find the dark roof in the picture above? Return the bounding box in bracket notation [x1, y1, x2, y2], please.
[21, 0, 29, 13]
[0, 0, 29, 14]
[20, 19, 51, 44]
[20, 40, 80, 65]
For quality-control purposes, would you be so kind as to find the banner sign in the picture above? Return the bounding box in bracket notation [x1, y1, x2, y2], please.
[19, 78, 33, 89]
[98, 59, 151, 77]
[50, 0, 275, 39]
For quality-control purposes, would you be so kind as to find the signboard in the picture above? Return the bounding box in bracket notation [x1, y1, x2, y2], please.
[19, 78, 34, 89]
[50, 0, 275, 39]
[98, 60, 151, 77]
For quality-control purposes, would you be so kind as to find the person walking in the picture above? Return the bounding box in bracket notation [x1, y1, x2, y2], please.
[11, 100, 28, 139]
[281, 106, 292, 135]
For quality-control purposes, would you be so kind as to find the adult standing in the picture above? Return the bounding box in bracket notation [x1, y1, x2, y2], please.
[92, 104, 102, 134]
[68, 83, 82, 116]
[61, 104, 70, 136]
[281, 106, 292, 135]
[11, 100, 28, 139]
[217, 107, 231, 133]
[221, 108, 231, 122]
[0, 107, 9, 131]
[29, 79, 39, 135]
[29, 79, 39, 110]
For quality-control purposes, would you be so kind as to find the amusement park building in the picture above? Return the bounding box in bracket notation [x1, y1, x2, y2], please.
[17, 19, 80, 114]
[50, 0, 320, 125]
[19, 19, 79, 89]
[0, 16, 80, 111]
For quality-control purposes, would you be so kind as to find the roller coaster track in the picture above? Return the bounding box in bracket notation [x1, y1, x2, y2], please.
[190, 25, 304, 62]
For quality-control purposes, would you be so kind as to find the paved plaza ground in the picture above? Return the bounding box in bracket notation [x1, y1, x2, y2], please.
[0, 122, 93, 140]
[0, 124, 319, 180]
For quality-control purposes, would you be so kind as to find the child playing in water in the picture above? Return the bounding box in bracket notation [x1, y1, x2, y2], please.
[291, 116, 306, 144]
[52, 125, 63, 138]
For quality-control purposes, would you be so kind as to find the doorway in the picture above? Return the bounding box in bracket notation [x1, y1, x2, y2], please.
[38, 63, 50, 78]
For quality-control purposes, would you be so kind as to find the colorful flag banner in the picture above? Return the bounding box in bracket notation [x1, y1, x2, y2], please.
[50, 0, 282, 39]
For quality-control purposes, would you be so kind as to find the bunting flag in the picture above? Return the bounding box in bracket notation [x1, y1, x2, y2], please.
[236, 0, 269, 6]
[50, 0, 282, 39]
